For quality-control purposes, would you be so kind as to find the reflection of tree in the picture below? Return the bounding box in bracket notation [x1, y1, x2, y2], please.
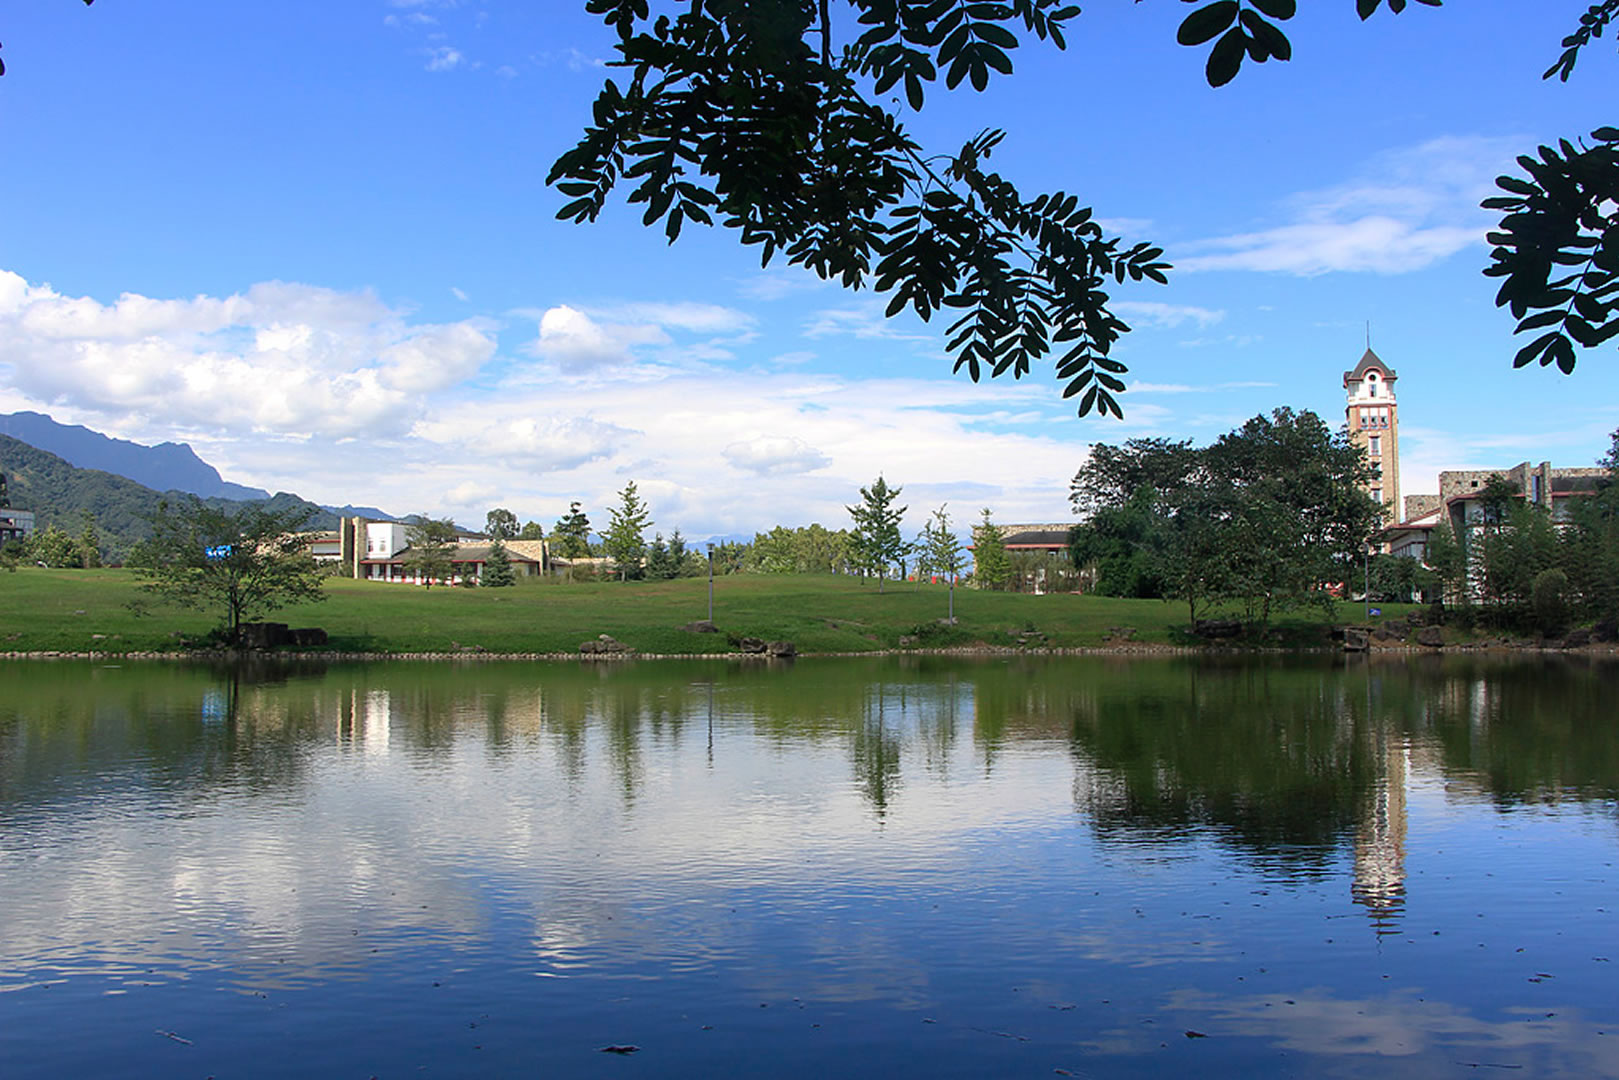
[1065, 661, 1382, 874]
[852, 686, 904, 820]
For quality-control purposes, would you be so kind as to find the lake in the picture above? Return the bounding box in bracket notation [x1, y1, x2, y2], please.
[2, 654, 1617, 1078]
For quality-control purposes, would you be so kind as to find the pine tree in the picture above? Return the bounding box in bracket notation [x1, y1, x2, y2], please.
[973, 509, 1011, 591]
[552, 501, 592, 558]
[645, 533, 674, 580]
[481, 537, 516, 587]
[847, 475, 909, 593]
[603, 481, 653, 581]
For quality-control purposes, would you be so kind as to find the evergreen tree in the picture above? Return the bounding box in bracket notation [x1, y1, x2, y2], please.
[518, 520, 546, 541]
[79, 510, 101, 568]
[919, 504, 964, 583]
[667, 529, 694, 576]
[482, 537, 516, 587]
[552, 501, 592, 558]
[603, 481, 653, 581]
[847, 475, 909, 593]
[973, 509, 1011, 591]
[645, 533, 674, 580]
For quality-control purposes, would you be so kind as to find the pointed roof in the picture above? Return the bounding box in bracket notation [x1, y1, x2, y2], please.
[1343, 347, 1397, 387]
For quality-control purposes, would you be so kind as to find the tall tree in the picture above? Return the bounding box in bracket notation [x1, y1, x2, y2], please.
[406, 517, 458, 589]
[972, 509, 1011, 591]
[135, 498, 325, 643]
[602, 481, 653, 581]
[848, 476, 909, 592]
[644, 532, 675, 580]
[518, 520, 546, 541]
[919, 504, 964, 583]
[481, 536, 516, 587]
[485, 508, 518, 540]
[552, 501, 592, 558]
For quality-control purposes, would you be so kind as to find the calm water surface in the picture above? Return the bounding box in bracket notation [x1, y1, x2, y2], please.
[1, 655, 1616, 1078]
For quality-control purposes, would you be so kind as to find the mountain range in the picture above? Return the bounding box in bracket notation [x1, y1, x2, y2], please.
[0, 411, 395, 522]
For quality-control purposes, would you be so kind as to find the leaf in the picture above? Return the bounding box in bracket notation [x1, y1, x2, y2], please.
[1249, 0, 1297, 18]
[1177, 1, 1240, 47]
[1205, 27, 1247, 86]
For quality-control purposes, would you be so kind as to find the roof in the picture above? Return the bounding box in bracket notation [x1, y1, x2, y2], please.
[362, 543, 541, 565]
[1001, 529, 1072, 548]
[1342, 347, 1398, 387]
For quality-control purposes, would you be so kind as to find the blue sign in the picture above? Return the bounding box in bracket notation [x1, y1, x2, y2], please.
[205, 544, 234, 560]
[1369, 607, 1382, 617]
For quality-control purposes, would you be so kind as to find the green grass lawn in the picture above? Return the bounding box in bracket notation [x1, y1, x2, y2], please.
[0, 568, 1421, 655]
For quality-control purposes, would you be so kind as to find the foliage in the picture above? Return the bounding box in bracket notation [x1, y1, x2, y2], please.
[645, 532, 675, 580]
[1366, 553, 1436, 604]
[1071, 408, 1381, 626]
[133, 498, 326, 642]
[916, 504, 964, 582]
[750, 523, 855, 574]
[972, 508, 1011, 591]
[1532, 567, 1570, 635]
[553, 501, 593, 558]
[603, 481, 653, 580]
[482, 537, 516, 587]
[406, 517, 459, 589]
[847, 476, 910, 591]
[485, 508, 519, 540]
[518, 520, 546, 541]
[552, 0, 1173, 418]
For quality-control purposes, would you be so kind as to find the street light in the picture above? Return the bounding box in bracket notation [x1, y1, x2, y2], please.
[707, 542, 715, 623]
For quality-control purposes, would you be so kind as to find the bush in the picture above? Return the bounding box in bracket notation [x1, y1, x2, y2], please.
[1532, 568, 1569, 636]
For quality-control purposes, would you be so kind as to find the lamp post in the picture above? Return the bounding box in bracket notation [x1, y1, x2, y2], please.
[707, 542, 715, 623]
[1365, 542, 1372, 623]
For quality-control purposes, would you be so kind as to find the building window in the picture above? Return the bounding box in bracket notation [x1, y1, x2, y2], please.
[1372, 489, 1383, 503]
[1369, 380, 1379, 398]
[1369, 436, 1381, 455]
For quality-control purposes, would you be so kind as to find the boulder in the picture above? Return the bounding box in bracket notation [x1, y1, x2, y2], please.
[1343, 627, 1370, 652]
[1104, 626, 1138, 642]
[1195, 619, 1243, 639]
[290, 627, 328, 647]
[239, 622, 291, 649]
[898, 635, 918, 647]
[680, 620, 721, 634]
[1563, 627, 1592, 648]
[737, 636, 768, 654]
[1415, 626, 1444, 648]
[581, 635, 632, 655]
[766, 640, 796, 658]
[1370, 625, 1402, 643]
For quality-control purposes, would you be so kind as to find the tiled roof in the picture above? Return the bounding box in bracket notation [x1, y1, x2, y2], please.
[1342, 347, 1397, 387]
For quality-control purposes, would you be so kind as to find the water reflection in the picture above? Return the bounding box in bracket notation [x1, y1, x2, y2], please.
[2, 655, 1617, 1078]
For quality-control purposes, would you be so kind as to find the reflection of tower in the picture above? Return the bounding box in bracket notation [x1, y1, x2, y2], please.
[1343, 348, 1400, 527]
[1352, 736, 1408, 934]
[362, 689, 393, 752]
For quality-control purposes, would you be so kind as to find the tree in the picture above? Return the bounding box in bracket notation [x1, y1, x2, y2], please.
[406, 517, 458, 589]
[645, 532, 675, 580]
[972, 509, 1011, 591]
[602, 481, 653, 581]
[485, 508, 518, 541]
[919, 504, 964, 583]
[848, 475, 909, 592]
[482, 536, 516, 587]
[553, 501, 592, 558]
[518, 520, 546, 541]
[134, 498, 325, 643]
[1072, 408, 1382, 625]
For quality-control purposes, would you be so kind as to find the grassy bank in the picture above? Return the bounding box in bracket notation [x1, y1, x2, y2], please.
[0, 568, 1420, 655]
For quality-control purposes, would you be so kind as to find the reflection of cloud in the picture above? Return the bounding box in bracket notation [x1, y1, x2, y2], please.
[1153, 988, 1619, 1074]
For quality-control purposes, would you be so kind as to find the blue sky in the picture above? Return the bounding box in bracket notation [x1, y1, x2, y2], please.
[2, 1, 1617, 538]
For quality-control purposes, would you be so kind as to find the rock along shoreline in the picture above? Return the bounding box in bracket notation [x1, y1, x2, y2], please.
[4, 640, 1618, 663]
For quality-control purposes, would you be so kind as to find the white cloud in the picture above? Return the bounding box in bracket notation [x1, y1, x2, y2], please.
[0, 270, 493, 439]
[1179, 136, 1522, 276]
[520, 301, 755, 373]
[803, 304, 932, 341]
[523, 305, 668, 371]
[450, 286, 469, 302]
[722, 435, 833, 477]
[1112, 301, 1225, 330]
[424, 45, 465, 72]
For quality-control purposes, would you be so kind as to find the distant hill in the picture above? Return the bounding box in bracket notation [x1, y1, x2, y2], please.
[1, 434, 338, 560]
[0, 411, 271, 501]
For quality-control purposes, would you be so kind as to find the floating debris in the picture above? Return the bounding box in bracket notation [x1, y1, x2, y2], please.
[599, 1045, 640, 1055]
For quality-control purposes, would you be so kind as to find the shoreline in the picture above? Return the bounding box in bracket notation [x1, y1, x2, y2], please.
[5, 640, 1618, 663]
